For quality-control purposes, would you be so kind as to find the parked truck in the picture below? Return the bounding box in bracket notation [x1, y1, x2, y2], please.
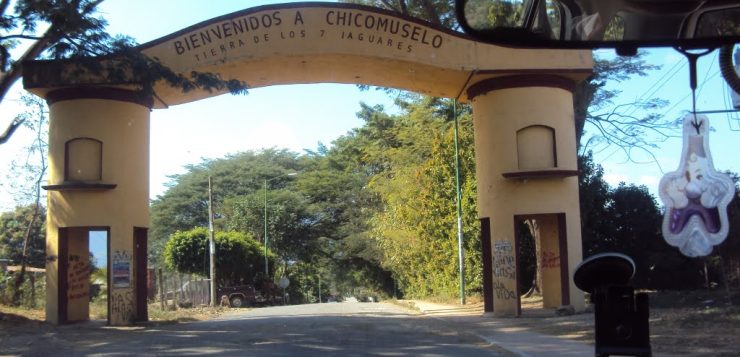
[217, 281, 281, 308]
[217, 284, 262, 307]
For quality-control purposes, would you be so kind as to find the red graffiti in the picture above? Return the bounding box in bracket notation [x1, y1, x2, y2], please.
[541, 251, 560, 268]
[68, 259, 91, 300]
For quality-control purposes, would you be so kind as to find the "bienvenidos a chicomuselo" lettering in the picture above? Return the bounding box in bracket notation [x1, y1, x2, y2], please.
[325, 10, 443, 49]
[174, 11, 285, 55]
[172, 9, 444, 57]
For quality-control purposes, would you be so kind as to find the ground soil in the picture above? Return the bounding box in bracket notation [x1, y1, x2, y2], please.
[510, 288, 740, 356]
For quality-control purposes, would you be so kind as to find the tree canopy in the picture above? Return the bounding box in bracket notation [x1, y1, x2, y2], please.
[164, 227, 271, 286]
[0, 204, 46, 268]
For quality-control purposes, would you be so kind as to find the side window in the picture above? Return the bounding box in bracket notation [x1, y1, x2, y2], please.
[516, 125, 556, 170]
[65, 138, 102, 182]
[603, 14, 625, 41]
[695, 8, 740, 37]
[532, 0, 562, 40]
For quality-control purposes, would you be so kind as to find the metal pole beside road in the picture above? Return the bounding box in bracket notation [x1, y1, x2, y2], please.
[208, 176, 216, 307]
[453, 99, 466, 305]
[264, 179, 269, 276]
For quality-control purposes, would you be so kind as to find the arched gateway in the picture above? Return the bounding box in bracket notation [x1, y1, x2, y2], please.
[22, 3, 592, 325]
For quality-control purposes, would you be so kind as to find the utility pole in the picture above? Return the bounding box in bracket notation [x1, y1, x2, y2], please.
[453, 99, 466, 305]
[264, 178, 269, 276]
[208, 176, 216, 307]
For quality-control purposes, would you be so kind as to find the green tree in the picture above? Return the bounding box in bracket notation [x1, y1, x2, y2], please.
[607, 183, 663, 285]
[304, 137, 394, 297]
[163, 227, 271, 285]
[0, 204, 46, 306]
[578, 152, 615, 257]
[346, 0, 456, 28]
[149, 148, 302, 264]
[223, 188, 315, 263]
[0, 93, 48, 306]
[367, 97, 479, 298]
[0, 204, 46, 268]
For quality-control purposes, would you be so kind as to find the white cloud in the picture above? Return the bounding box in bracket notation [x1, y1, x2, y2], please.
[603, 173, 629, 186]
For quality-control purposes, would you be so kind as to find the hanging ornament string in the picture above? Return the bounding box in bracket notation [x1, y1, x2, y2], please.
[675, 47, 714, 133]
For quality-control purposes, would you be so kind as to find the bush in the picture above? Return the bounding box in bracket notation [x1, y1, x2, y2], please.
[0, 271, 45, 308]
[163, 228, 275, 286]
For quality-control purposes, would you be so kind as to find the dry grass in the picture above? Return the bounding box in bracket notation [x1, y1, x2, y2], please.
[497, 289, 740, 356]
[0, 302, 233, 326]
[0, 304, 45, 322]
[148, 303, 231, 322]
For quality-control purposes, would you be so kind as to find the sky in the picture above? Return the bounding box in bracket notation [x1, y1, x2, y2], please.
[2, 1, 740, 265]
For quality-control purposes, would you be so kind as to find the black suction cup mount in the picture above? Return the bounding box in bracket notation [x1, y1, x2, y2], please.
[573, 252, 636, 293]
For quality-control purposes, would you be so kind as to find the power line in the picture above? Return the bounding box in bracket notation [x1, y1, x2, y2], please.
[695, 52, 719, 100]
[662, 70, 722, 117]
[624, 58, 686, 117]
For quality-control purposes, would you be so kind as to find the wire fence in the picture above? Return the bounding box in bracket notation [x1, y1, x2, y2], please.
[153, 268, 211, 309]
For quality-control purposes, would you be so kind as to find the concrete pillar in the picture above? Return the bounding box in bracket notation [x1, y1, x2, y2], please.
[469, 75, 585, 316]
[44, 88, 151, 325]
[537, 214, 562, 309]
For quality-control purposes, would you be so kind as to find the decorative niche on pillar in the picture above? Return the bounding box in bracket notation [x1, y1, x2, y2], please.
[502, 125, 578, 180]
[43, 137, 117, 191]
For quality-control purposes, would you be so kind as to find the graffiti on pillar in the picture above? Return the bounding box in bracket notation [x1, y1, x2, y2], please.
[67, 254, 91, 300]
[493, 240, 516, 279]
[111, 290, 134, 323]
[541, 251, 560, 268]
[112, 250, 131, 288]
[493, 281, 516, 300]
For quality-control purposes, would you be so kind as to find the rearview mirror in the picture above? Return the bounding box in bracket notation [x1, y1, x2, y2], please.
[456, 0, 740, 53]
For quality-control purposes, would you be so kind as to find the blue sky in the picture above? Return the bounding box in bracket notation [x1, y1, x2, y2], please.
[2, 0, 740, 258]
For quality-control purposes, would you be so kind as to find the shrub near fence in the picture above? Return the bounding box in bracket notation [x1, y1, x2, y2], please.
[0, 268, 45, 308]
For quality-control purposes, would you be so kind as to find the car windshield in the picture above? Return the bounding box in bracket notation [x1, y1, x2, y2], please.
[1, 1, 738, 357]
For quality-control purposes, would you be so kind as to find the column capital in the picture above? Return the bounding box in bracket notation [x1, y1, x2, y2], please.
[46, 87, 153, 109]
[467, 75, 577, 100]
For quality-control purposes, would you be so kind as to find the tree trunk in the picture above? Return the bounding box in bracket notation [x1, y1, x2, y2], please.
[418, 0, 442, 26]
[523, 219, 543, 297]
[9, 94, 48, 305]
[159, 268, 165, 310]
[703, 261, 710, 288]
[30, 273, 36, 307]
[172, 273, 179, 309]
[10, 194, 41, 305]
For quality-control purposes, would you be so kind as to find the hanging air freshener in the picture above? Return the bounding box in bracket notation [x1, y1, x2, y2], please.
[658, 114, 734, 257]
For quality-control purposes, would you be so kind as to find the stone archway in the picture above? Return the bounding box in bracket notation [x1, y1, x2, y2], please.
[22, 2, 592, 325]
